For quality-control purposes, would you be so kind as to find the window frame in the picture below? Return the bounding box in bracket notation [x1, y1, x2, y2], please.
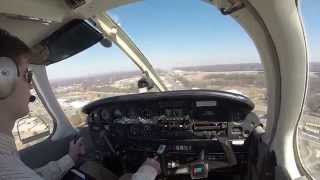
[13, 80, 56, 151]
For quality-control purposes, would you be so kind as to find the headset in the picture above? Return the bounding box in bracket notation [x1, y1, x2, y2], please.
[0, 56, 18, 99]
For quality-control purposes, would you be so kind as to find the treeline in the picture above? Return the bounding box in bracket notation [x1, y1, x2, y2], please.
[174, 72, 266, 89]
[175, 62, 320, 72]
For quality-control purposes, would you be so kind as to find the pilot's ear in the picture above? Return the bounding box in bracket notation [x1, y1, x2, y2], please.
[16, 55, 31, 76]
[0, 57, 18, 99]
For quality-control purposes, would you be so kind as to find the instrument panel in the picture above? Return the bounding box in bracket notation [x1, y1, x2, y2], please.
[84, 90, 255, 142]
[83, 90, 258, 176]
[88, 99, 248, 123]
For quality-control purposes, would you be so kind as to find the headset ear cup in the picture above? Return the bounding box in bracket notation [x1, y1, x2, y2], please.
[0, 57, 18, 99]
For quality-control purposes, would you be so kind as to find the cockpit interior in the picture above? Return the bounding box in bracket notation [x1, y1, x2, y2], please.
[0, 0, 318, 180]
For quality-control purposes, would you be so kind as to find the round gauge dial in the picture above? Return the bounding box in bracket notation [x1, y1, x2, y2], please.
[144, 125, 151, 131]
[113, 109, 122, 118]
[127, 108, 138, 119]
[143, 125, 152, 136]
[101, 109, 111, 121]
[92, 111, 100, 121]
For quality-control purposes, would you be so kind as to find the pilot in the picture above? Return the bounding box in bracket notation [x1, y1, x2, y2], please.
[0, 28, 160, 180]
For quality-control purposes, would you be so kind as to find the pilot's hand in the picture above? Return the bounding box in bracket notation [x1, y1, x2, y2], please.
[218, 137, 228, 144]
[68, 137, 86, 163]
[141, 158, 161, 174]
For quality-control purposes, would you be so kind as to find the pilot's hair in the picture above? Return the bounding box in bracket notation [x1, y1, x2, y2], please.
[0, 28, 31, 67]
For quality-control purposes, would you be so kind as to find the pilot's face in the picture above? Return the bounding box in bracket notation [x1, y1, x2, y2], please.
[11, 56, 33, 118]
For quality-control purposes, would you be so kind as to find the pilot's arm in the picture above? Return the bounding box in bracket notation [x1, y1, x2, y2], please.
[34, 138, 85, 180]
[34, 155, 74, 180]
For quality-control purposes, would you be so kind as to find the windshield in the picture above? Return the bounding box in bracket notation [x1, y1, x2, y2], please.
[108, 0, 267, 117]
[46, 0, 267, 128]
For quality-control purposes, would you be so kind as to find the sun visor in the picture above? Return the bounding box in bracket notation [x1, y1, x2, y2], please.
[32, 19, 103, 65]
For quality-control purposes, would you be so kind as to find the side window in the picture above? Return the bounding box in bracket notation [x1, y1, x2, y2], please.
[12, 90, 54, 150]
[296, 0, 320, 178]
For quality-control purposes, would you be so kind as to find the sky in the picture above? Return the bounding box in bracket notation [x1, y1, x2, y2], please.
[46, 0, 320, 80]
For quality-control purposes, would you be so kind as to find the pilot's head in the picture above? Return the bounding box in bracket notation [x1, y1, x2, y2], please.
[0, 28, 33, 120]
